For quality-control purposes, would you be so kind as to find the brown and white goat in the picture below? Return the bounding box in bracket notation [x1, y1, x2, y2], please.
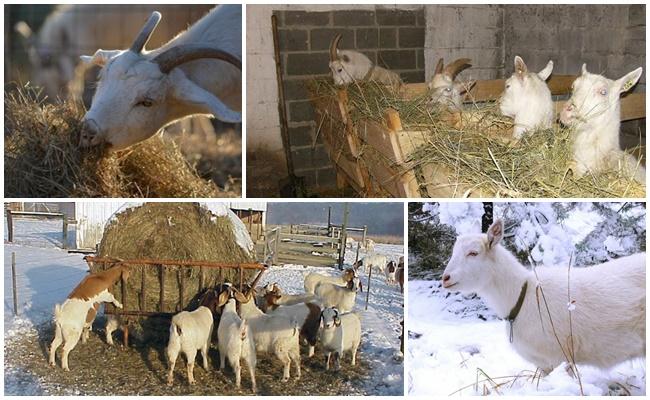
[396, 256, 404, 293]
[329, 34, 402, 87]
[49, 264, 129, 371]
[428, 58, 475, 111]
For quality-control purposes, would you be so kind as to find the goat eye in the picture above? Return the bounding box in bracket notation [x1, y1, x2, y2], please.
[467, 251, 478, 257]
[337, 68, 343, 73]
[445, 87, 451, 92]
[136, 99, 153, 107]
[599, 88, 608, 96]
[505, 84, 511, 89]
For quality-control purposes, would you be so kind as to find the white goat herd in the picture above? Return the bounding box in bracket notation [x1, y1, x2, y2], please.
[328, 31, 644, 182]
[49, 254, 401, 392]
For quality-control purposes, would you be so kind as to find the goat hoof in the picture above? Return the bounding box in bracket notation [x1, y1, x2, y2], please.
[63, 367, 70, 372]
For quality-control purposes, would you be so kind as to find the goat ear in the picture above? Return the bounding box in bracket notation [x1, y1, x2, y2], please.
[14, 21, 33, 41]
[217, 290, 229, 307]
[487, 219, 504, 249]
[80, 49, 121, 66]
[341, 54, 350, 63]
[614, 67, 643, 94]
[537, 60, 553, 81]
[168, 69, 241, 123]
[514, 56, 527, 76]
[581, 63, 588, 75]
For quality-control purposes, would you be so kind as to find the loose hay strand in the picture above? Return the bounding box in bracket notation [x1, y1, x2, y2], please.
[5, 84, 234, 198]
[308, 79, 645, 198]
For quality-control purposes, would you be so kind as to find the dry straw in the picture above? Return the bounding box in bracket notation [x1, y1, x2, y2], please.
[92, 203, 256, 313]
[309, 79, 645, 198]
[5, 85, 235, 198]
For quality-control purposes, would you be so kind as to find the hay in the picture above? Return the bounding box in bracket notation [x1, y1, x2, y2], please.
[4, 85, 236, 198]
[309, 79, 645, 198]
[92, 203, 256, 313]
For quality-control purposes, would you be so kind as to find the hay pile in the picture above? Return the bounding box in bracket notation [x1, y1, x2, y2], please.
[309, 79, 645, 198]
[92, 203, 256, 313]
[4, 86, 236, 198]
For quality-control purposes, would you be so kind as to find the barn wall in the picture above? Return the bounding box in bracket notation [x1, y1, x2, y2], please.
[75, 202, 133, 249]
[423, 5, 504, 81]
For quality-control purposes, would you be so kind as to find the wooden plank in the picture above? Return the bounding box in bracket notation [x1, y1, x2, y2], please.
[402, 75, 578, 102]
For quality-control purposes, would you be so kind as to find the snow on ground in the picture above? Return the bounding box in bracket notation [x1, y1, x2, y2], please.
[4, 242, 89, 396]
[258, 243, 405, 396]
[408, 279, 646, 396]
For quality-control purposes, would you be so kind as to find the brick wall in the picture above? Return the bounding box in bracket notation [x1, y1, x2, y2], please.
[274, 7, 426, 191]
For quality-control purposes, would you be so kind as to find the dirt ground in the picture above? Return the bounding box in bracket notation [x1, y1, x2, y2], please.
[6, 318, 368, 396]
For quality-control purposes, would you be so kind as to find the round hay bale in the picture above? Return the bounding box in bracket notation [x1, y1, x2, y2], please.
[92, 203, 257, 314]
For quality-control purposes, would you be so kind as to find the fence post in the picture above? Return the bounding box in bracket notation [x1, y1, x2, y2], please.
[362, 225, 367, 248]
[62, 217, 69, 249]
[365, 265, 372, 311]
[7, 210, 13, 243]
[12, 252, 18, 315]
[273, 228, 280, 265]
[355, 243, 361, 263]
[337, 204, 349, 270]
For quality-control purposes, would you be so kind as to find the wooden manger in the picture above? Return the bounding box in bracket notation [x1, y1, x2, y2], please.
[84, 256, 266, 345]
[309, 76, 646, 198]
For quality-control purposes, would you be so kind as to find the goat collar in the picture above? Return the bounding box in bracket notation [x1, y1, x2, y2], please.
[363, 66, 375, 81]
[506, 281, 528, 342]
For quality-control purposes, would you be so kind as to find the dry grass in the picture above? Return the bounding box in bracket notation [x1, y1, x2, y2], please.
[93, 203, 256, 312]
[5, 321, 368, 396]
[309, 79, 645, 198]
[4, 85, 239, 198]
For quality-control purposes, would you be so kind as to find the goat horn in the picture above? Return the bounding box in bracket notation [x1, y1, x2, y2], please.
[434, 58, 444, 75]
[329, 34, 342, 62]
[153, 45, 242, 74]
[443, 58, 472, 79]
[247, 268, 266, 294]
[130, 11, 161, 54]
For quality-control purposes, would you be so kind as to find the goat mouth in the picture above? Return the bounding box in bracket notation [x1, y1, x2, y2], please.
[442, 281, 457, 289]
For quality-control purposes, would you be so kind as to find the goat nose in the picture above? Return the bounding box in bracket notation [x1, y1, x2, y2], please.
[442, 274, 450, 282]
[79, 119, 100, 147]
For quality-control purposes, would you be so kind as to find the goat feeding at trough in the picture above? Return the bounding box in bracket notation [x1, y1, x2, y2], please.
[329, 34, 402, 87]
[79, 5, 242, 150]
[428, 58, 475, 111]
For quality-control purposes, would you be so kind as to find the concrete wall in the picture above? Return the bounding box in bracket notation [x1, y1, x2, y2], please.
[424, 5, 504, 81]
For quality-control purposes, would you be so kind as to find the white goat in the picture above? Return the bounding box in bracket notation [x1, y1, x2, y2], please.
[319, 307, 361, 370]
[442, 219, 646, 373]
[329, 34, 401, 87]
[304, 268, 356, 294]
[166, 306, 214, 386]
[428, 58, 475, 111]
[217, 293, 257, 393]
[315, 277, 361, 313]
[560, 64, 645, 182]
[385, 260, 397, 284]
[49, 264, 129, 371]
[14, 5, 211, 102]
[364, 238, 376, 253]
[500, 56, 554, 139]
[79, 5, 241, 150]
[353, 254, 388, 275]
[233, 289, 302, 381]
